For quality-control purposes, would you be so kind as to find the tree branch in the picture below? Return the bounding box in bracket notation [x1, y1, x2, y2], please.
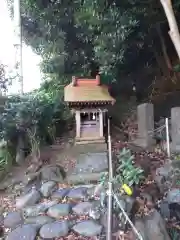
[160, 0, 180, 60]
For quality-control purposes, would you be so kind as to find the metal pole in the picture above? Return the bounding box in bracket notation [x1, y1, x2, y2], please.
[165, 118, 170, 159]
[107, 117, 113, 240]
[14, 0, 23, 94]
[108, 118, 113, 179]
[113, 193, 143, 240]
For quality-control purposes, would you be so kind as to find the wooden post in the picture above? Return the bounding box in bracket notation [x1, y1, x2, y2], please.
[75, 110, 80, 138]
[99, 110, 103, 137]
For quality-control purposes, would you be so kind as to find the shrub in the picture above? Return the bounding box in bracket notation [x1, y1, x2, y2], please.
[0, 78, 72, 167]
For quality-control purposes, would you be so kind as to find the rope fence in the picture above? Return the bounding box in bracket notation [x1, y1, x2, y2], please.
[126, 117, 172, 158]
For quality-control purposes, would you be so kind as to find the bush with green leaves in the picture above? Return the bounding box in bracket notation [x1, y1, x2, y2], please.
[0, 78, 72, 167]
[115, 148, 144, 186]
[100, 148, 144, 188]
[0, 140, 13, 179]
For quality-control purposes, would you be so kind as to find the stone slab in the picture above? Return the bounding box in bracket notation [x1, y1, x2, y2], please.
[171, 107, 180, 152]
[134, 103, 155, 148]
[171, 144, 180, 153]
[71, 152, 108, 174]
[67, 171, 108, 184]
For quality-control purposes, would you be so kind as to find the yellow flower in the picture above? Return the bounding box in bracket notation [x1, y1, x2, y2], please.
[121, 184, 133, 196]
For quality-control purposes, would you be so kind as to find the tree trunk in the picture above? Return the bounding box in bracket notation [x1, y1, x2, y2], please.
[16, 136, 25, 165]
[156, 23, 172, 70]
[160, 0, 180, 60]
[152, 42, 166, 76]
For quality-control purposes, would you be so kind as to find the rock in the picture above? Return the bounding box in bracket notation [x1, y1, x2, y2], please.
[100, 212, 119, 232]
[72, 202, 93, 215]
[133, 210, 171, 240]
[51, 188, 71, 200]
[16, 189, 41, 209]
[4, 212, 23, 229]
[24, 216, 54, 227]
[0, 215, 4, 224]
[67, 187, 88, 199]
[26, 162, 42, 174]
[88, 201, 102, 220]
[23, 178, 41, 195]
[40, 165, 64, 182]
[167, 188, 180, 203]
[155, 164, 173, 193]
[6, 224, 38, 240]
[40, 181, 57, 197]
[156, 164, 173, 179]
[0, 226, 3, 238]
[72, 152, 108, 174]
[23, 172, 40, 185]
[134, 219, 147, 240]
[160, 201, 170, 219]
[73, 220, 102, 236]
[140, 193, 154, 209]
[89, 184, 106, 197]
[47, 204, 71, 218]
[39, 220, 69, 239]
[154, 175, 165, 193]
[0, 207, 4, 215]
[145, 210, 170, 240]
[23, 200, 58, 217]
[124, 196, 135, 213]
[169, 203, 180, 220]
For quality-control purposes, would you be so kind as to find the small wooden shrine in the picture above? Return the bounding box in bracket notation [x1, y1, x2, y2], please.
[64, 75, 115, 143]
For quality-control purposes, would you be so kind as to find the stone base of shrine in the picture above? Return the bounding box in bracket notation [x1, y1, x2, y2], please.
[133, 137, 156, 149]
[75, 136, 105, 145]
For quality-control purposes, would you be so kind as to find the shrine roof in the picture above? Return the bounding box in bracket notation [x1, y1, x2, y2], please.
[64, 75, 115, 104]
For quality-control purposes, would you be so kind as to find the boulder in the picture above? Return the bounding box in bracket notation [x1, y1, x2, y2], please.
[16, 189, 41, 209]
[6, 224, 38, 240]
[73, 220, 102, 237]
[4, 212, 23, 229]
[39, 220, 69, 239]
[23, 200, 58, 217]
[24, 216, 54, 227]
[40, 181, 57, 197]
[47, 204, 71, 218]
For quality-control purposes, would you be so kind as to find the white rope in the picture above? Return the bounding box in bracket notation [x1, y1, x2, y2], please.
[111, 190, 144, 240]
[147, 124, 165, 135]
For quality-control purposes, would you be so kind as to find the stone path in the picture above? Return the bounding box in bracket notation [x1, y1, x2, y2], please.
[0, 143, 110, 239]
[3, 182, 107, 239]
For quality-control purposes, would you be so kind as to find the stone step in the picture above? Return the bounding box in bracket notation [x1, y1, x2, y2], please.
[73, 143, 107, 152]
[66, 171, 108, 184]
[76, 139, 105, 145]
[76, 136, 106, 144]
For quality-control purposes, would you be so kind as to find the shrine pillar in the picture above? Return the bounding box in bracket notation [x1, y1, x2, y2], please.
[99, 110, 103, 137]
[75, 110, 80, 138]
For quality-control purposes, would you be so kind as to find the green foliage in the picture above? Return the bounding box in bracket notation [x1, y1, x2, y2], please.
[168, 227, 180, 240]
[173, 64, 180, 72]
[1, 82, 70, 140]
[7, 0, 180, 95]
[0, 77, 72, 168]
[0, 63, 14, 92]
[115, 148, 144, 186]
[99, 172, 108, 185]
[9, 0, 169, 85]
[99, 148, 144, 187]
[0, 141, 13, 172]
